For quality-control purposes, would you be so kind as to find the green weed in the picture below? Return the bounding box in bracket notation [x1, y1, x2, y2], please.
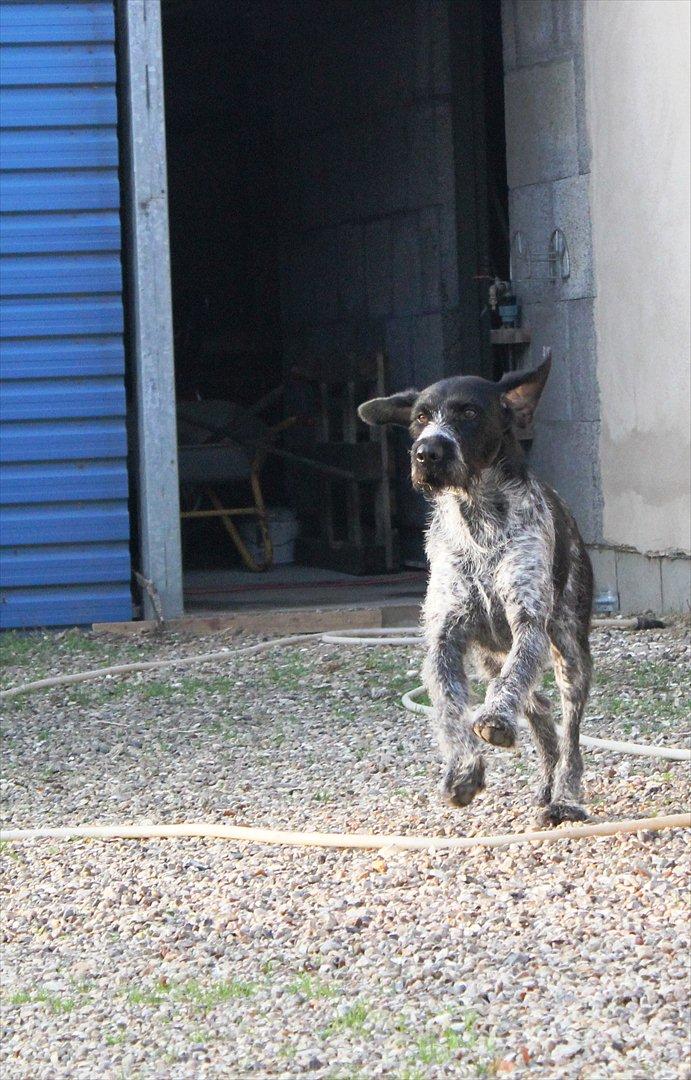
[124, 978, 255, 1011]
[289, 974, 337, 999]
[9, 988, 78, 1014]
[324, 1001, 369, 1036]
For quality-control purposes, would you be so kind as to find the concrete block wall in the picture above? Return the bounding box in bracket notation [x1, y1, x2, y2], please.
[272, 0, 460, 392]
[502, 0, 690, 614]
[501, 0, 603, 545]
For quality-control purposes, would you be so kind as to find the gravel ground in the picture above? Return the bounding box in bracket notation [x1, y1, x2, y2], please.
[1, 618, 689, 1079]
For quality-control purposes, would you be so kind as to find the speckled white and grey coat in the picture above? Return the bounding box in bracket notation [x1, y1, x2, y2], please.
[358, 353, 594, 825]
[422, 471, 593, 824]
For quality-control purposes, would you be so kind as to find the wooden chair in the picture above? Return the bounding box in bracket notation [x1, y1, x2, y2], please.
[177, 398, 295, 572]
[288, 351, 396, 574]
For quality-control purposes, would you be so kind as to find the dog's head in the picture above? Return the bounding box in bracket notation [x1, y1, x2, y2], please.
[358, 349, 551, 495]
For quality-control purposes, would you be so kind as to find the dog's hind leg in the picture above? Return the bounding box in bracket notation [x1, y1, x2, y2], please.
[539, 627, 592, 825]
[423, 617, 485, 808]
[524, 689, 560, 806]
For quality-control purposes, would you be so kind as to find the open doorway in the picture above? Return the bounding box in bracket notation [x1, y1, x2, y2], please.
[159, 0, 508, 611]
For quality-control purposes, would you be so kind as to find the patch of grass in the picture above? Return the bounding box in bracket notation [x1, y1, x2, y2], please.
[324, 1001, 369, 1036]
[596, 694, 627, 716]
[105, 1033, 126, 1046]
[126, 985, 168, 1007]
[415, 1029, 466, 1066]
[189, 1028, 212, 1044]
[262, 655, 312, 691]
[277, 1042, 297, 1060]
[407, 1012, 496, 1074]
[124, 978, 255, 1012]
[9, 990, 31, 1006]
[0, 629, 101, 667]
[44, 672, 242, 709]
[9, 988, 79, 1014]
[313, 791, 334, 804]
[0, 841, 20, 860]
[138, 680, 178, 702]
[0, 632, 41, 666]
[0, 630, 139, 696]
[288, 974, 337, 999]
[361, 654, 418, 698]
[628, 660, 685, 690]
[178, 979, 256, 1008]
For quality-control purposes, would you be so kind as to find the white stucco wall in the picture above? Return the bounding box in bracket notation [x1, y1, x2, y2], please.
[584, 0, 691, 553]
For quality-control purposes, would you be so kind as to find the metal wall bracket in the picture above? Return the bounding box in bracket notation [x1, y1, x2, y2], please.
[510, 229, 570, 282]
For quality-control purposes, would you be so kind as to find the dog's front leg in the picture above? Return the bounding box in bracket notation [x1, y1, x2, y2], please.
[473, 607, 549, 749]
[422, 615, 485, 807]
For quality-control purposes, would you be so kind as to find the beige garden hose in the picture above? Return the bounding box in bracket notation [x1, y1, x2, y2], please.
[2, 625, 689, 850]
[2, 815, 689, 848]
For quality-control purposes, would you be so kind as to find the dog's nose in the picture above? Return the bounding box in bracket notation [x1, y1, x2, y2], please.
[414, 436, 447, 464]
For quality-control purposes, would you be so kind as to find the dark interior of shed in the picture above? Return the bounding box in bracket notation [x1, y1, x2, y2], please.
[160, 0, 508, 592]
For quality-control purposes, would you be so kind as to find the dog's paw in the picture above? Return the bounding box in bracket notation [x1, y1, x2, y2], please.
[472, 706, 517, 749]
[441, 757, 486, 808]
[538, 802, 589, 827]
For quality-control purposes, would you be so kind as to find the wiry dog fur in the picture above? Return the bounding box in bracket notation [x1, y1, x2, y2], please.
[358, 349, 593, 826]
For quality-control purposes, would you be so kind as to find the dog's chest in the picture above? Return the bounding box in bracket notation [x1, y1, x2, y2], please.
[425, 497, 515, 639]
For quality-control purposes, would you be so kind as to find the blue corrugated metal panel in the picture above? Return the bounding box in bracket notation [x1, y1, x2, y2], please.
[0, 129, 118, 169]
[1, 543, 131, 587]
[1, 169, 120, 210]
[2, 377, 125, 420]
[1, 296, 123, 336]
[0, 4, 115, 44]
[0, 211, 121, 254]
[1, 2, 132, 627]
[1, 504, 130, 545]
[1, 44, 116, 84]
[1, 585, 133, 629]
[1, 461, 129, 503]
[0, 87, 117, 126]
[0, 337, 125, 379]
[1, 419, 127, 462]
[1, 254, 123, 295]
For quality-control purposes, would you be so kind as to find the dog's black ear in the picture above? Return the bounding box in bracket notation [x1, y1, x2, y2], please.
[499, 348, 551, 431]
[357, 389, 419, 426]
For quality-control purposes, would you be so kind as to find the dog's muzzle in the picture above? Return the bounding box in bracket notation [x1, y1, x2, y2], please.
[411, 434, 463, 490]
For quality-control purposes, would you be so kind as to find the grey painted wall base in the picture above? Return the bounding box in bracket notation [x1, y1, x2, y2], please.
[588, 545, 690, 617]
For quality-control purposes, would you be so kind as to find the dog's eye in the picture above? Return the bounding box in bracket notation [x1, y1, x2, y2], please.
[463, 407, 479, 420]
[416, 412, 429, 424]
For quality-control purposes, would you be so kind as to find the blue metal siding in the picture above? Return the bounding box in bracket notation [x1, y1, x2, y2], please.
[0, 1, 132, 628]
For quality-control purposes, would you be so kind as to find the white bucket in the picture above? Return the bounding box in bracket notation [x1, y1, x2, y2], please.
[237, 506, 299, 565]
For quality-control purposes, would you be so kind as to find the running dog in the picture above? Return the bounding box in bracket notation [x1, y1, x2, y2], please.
[358, 349, 593, 825]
